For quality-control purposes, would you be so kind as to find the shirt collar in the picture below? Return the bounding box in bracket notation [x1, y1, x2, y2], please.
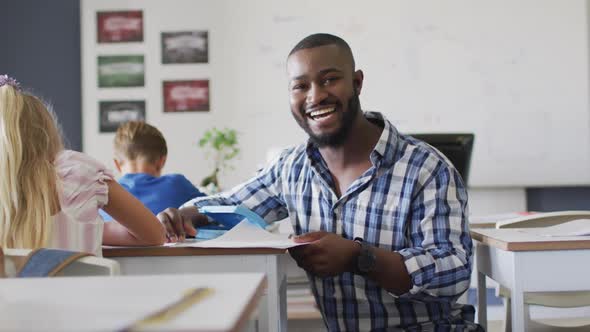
[366, 111, 398, 169]
[305, 111, 399, 170]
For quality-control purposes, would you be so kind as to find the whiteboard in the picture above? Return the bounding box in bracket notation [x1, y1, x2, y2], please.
[82, 0, 590, 188]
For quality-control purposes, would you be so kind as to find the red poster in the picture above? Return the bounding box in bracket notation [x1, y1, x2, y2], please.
[97, 10, 143, 43]
[163, 80, 210, 112]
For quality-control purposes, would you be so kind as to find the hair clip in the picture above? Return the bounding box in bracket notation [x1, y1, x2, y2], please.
[0, 74, 21, 91]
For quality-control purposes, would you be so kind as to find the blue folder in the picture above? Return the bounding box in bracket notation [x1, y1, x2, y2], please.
[195, 205, 267, 240]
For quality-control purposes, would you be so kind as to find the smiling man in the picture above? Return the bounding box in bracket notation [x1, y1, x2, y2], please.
[158, 33, 480, 331]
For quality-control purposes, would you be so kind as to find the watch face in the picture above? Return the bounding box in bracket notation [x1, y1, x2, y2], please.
[357, 247, 376, 274]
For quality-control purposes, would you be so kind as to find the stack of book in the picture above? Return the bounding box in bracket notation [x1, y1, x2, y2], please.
[287, 275, 321, 320]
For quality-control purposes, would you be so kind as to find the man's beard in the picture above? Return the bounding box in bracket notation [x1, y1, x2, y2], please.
[294, 93, 361, 148]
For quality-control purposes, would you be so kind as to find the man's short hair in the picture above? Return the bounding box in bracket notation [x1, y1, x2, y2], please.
[114, 121, 167, 163]
[288, 33, 355, 70]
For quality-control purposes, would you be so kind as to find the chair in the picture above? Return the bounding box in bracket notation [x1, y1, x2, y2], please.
[2, 248, 120, 277]
[495, 211, 590, 331]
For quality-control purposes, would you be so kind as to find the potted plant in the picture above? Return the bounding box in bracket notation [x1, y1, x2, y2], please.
[198, 127, 240, 192]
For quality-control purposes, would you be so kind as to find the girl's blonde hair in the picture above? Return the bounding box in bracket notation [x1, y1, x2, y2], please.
[0, 84, 63, 249]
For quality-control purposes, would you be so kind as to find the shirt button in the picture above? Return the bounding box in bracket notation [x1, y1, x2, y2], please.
[332, 205, 340, 217]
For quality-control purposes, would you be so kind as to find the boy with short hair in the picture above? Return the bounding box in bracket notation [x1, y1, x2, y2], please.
[100, 121, 204, 221]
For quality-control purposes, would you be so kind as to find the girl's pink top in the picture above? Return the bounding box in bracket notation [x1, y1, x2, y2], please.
[52, 150, 114, 256]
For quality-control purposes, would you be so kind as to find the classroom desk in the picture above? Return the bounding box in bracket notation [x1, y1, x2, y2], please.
[103, 246, 290, 332]
[469, 212, 534, 229]
[0, 272, 266, 332]
[471, 228, 590, 331]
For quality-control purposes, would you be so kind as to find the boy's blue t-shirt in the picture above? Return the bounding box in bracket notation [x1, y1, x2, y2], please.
[100, 173, 205, 221]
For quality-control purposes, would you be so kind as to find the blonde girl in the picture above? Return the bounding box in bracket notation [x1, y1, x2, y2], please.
[0, 75, 167, 255]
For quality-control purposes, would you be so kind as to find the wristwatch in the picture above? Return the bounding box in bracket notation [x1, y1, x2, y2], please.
[353, 237, 376, 275]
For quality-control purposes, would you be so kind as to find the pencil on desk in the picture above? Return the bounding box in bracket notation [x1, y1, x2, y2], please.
[121, 287, 214, 332]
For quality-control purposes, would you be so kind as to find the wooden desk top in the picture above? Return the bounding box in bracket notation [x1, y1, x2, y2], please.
[0, 273, 266, 332]
[471, 228, 590, 251]
[103, 245, 287, 258]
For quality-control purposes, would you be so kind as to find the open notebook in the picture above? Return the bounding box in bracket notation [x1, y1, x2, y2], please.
[166, 205, 308, 249]
[195, 205, 268, 240]
[518, 219, 590, 237]
[165, 220, 306, 249]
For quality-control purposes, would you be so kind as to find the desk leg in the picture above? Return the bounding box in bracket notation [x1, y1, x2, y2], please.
[477, 270, 487, 331]
[258, 254, 288, 332]
[510, 253, 528, 331]
[475, 241, 488, 330]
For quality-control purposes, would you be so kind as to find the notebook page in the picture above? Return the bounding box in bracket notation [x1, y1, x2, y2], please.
[518, 219, 590, 237]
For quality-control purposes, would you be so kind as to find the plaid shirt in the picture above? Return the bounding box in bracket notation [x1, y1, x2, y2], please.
[187, 112, 479, 331]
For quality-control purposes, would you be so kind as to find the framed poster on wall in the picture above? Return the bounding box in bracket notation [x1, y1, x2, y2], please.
[163, 80, 210, 112]
[97, 55, 145, 87]
[97, 10, 143, 43]
[99, 100, 146, 133]
[161, 31, 208, 64]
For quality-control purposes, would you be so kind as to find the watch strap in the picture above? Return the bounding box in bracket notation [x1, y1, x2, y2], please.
[353, 237, 376, 275]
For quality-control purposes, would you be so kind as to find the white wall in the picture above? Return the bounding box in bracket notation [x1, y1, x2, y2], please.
[81, 0, 589, 213]
[469, 188, 526, 215]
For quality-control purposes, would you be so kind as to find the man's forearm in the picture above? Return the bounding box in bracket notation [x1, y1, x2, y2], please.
[366, 247, 412, 295]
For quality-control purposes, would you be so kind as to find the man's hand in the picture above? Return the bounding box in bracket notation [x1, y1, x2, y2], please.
[156, 206, 209, 242]
[288, 231, 361, 278]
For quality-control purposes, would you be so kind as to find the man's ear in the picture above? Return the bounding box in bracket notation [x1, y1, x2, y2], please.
[113, 159, 123, 173]
[353, 70, 364, 95]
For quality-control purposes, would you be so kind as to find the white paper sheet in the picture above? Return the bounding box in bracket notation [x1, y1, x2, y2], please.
[166, 220, 308, 249]
[469, 212, 532, 224]
[518, 219, 590, 237]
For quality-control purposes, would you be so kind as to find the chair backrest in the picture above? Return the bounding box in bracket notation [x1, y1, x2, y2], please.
[2, 248, 120, 277]
[496, 210, 590, 229]
[409, 133, 474, 186]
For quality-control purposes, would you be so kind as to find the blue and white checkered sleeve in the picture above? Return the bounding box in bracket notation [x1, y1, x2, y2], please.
[398, 165, 473, 298]
[181, 150, 290, 223]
